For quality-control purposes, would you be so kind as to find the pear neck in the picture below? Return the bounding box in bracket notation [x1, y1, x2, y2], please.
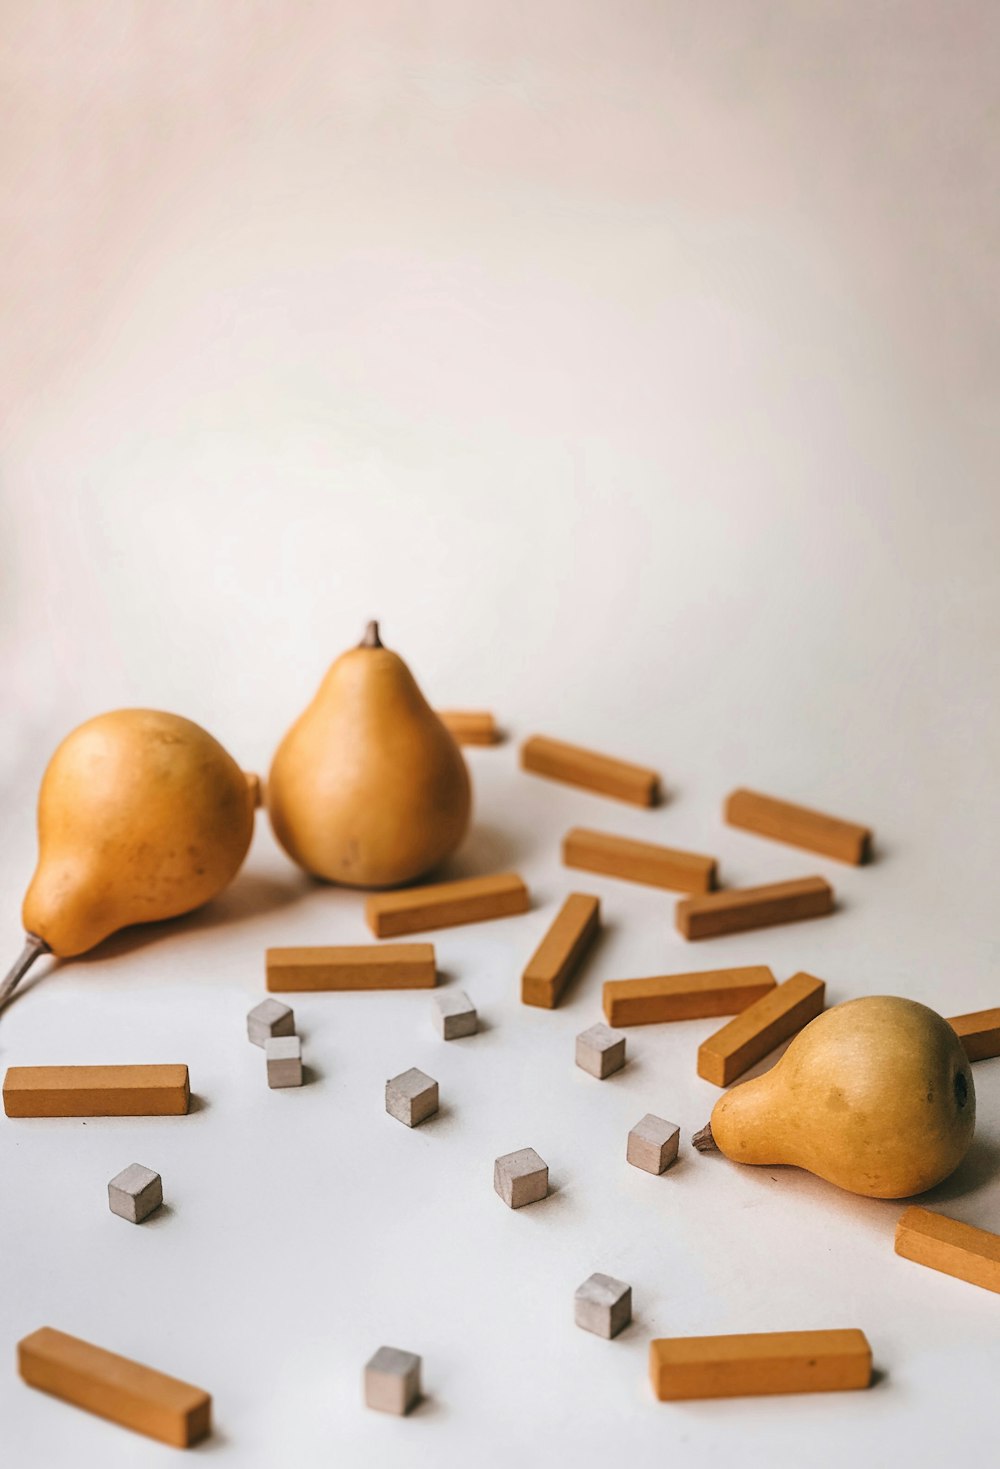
[360, 620, 383, 649]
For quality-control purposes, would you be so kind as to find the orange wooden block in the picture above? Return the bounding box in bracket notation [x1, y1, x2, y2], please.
[676, 876, 833, 940]
[562, 827, 716, 895]
[366, 872, 529, 938]
[649, 1330, 872, 1401]
[521, 894, 601, 1008]
[3, 1065, 190, 1118]
[697, 972, 826, 1086]
[438, 710, 500, 746]
[18, 1327, 211, 1448]
[267, 944, 436, 991]
[895, 1206, 1000, 1294]
[725, 788, 872, 865]
[603, 967, 775, 1027]
[947, 1008, 1000, 1062]
[521, 735, 660, 807]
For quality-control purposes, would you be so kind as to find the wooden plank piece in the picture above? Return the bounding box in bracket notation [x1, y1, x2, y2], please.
[3, 1065, 190, 1119]
[521, 893, 600, 1009]
[725, 788, 872, 864]
[366, 872, 529, 938]
[895, 1206, 1000, 1294]
[267, 943, 436, 991]
[697, 971, 826, 1086]
[603, 967, 775, 1027]
[18, 1326, 211, 1447]
[563, 827, 716, 895]
[947, 1008, 1000, 1062]
[676, 876, 833, 940]
[649, 1330, 872, 1401]
[521, 735, 660, 807]
[437, 710, 500, 745]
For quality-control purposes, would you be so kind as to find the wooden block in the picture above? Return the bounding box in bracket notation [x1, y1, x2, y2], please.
[108, 1164, 163, 1224]
[697, 972, 826, 1086]
[494, 1147, 548, 1208]
[433, 990, 478, 1039]
[18, 1326, 211, 1447]
[649, 1329, 872, 1401]
[3, 1065, 190, 1119]
[948, 1007, 1000, 1062]
[574, 1274, 632, 1339]
[725, 788, 872, 865]
[247, 998, 295, 1046]
[521, 735, 660, 807]
[895, 1206, 1000, 1294]
[575, 1022, 626, 1079]
[563, 827, 716, 894]
[265, 1036, 303, 1088]
[364, 1346, 422, 1415]
[366, 874, 528, 938]
[385, 1067, 438, 1126]
[266, 944, 436, 991]
[627, 1114, 679, 1174]
[438, 710, 500, 745]
[676, 877, 833, 940]
[521, 893, 600, 1009]
[603, 967, 776, 1027]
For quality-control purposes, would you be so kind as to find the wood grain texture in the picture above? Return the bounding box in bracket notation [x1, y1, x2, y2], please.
[895, 1206, 1000, 1294]
[725, 788, 872, 864]
[520, 735, 660, 806]
[947, 1007, 1000, 1061]
[18, 1327, 211, 1447]
[366, 872, 529, 937]
[437, 710, 500, 745]
[649, 1330, 872, 1401]
[3, 1064, 190, 1118]
[603, 967, 775, 1027]
[697, 971, 826, 1085]
[267, 943, 436, 991]
[562, 827, 715, 894]
[521, 893, 600, 1008]
[676, 876, 833, 940]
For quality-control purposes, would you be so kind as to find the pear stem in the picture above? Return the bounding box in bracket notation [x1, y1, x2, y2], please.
[0, 933, 51, 1011]
[692, 1122, 718, 1153]
[360, 620, 383, 649]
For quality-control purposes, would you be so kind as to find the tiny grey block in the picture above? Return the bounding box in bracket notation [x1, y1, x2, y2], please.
[248, 997, 295, 1048]
[626, 1113, 680, 1175]
[386, 1067, 439, 1126]
[575, 1022, 626, 1079]
[574, 1272, 632, 1339]
[433, 989, 478, 1040]
[108, 1163, 163, 1224]
[494, 1147, 548, 1209]
[266, 1034, 303, 1088]
[364, 1346, 422, 1415]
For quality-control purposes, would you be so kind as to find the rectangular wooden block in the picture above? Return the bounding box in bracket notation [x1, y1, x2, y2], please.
[562, 827, 716, 895]
[697, 971, 826, 1086]
[895, 1206, 1000, 1294]
[947, 1007, 1000, 1062]
[725, 788, 872, 865]
[267, 944, 436, 991]
[676, 876, 833, 940]
[18, 1326, 211, 1447]
[649, 1329, 872, 1401]
[366, 872, 529, 938]
[437, 710, 500, 745]
[521, 735, 660, 807]
[603, 967, 776, 1027]
[3, 1065, 190, 1119]
[521, 893, 601, 1009]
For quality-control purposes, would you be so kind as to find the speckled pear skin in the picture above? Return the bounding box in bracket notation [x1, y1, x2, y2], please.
[710, 995, 975, 1199]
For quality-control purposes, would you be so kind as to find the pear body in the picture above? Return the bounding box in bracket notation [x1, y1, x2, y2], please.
[710, 995, 975, 1198]
[267, 633, 471, 887]
[23, 709, 256, 957]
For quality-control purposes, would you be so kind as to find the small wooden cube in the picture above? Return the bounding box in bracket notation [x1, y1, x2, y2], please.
[574, 1273, 632, 1339]
[364, 1346, 421, 1415]
[247, 998, 295, 1048]
[627, 1114, 679, 1175]
[265, 1036, 303, 1088]
[494, 1147, 548, 1208]
[433, 990, 478, 1040]
[576, 1022, 626, 1079]
[385, 1068, 439, 1127]
[107, 1163, 163, 1224]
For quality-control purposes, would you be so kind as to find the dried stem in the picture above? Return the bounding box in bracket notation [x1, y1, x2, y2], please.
[692, 1122, 719, 1153]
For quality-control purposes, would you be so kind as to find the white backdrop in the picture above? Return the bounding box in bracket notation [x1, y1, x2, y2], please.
[2, 4, 998, 1465]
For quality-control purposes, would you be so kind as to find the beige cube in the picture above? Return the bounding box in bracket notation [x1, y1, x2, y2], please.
[364, 1346, 421, 1415]
[576, 1022, 626, 1079]
[107, 1163, 163, 1224]
[386, 1068, 439, 1127]
[574, 1273, 632, 1339]
[627, 1113, 679, 1174]
[494, 1147, 548, 1208]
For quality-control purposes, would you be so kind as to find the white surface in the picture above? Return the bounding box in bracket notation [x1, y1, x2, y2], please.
[2, 4, 999, 1466]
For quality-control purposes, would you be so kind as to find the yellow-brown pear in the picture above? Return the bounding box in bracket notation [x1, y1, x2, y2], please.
[701, 996, 975, 1198]
[267, 622, 471, 887]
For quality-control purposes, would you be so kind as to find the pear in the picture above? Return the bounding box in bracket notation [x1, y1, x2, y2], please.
[267, 622, 471, 887]
[695, 996, 975, 1198]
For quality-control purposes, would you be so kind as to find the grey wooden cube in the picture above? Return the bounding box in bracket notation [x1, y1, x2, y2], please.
[108, 1163, 162, 1224]
[266, 1035, 303, 1088]
[627, 1113, 679, 1174]
[494, 1147, 548, 1208]
[574, 1272, 632, 1339]
[433, 990, 477, 1040]
[364, 1345, 422, 1415]
[248, 998, 295, 1048]
[575, 1022, 626, 1079]
[386, 1067, 439, 1127]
